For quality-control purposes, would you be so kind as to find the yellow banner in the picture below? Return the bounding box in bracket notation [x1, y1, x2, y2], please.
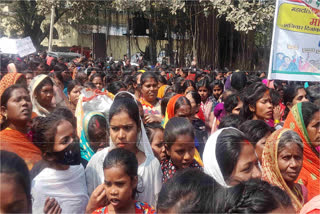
[277, 3, 320, 35]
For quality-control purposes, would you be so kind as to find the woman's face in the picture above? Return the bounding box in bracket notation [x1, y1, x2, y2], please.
[151, 129, 166, 161]
[174, 104, 191, 119]
[227, 143, 261, 186]
[104, 166, 137, 211]
[54, 120, 76, 153]
[213, 85, 223, 99]
[37, 84, 54, 109]
[109, 111, 139, 153]
[252, 91, 273, 120]
[140, 78, 158, 103]
[255, 132, 271, 163]
[69, 85, 82, 106]
[0, 173, 29, 213]
[92, 77, 103, 91]
[61, 70, 72, 83]
[2, 88, 32, 124]
[198, 86, 209, 102]
[277, 143, 303, 184]
[291, 88, 308, 107]
[167, 134, 195, 170]
[184, 86, 195, 95]
[306, 111, 320, 148]
[90, 124, 108, 152]
[25, 73, 33, 86]
[231, 100, 243, 115]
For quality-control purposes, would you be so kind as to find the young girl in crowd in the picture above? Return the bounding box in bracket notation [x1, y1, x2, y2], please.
[31, 111, 89, 214]
[139, 72, 162, 124]
[67, 80, 83, 114]
[145, 122, 166, 162]
[283, 84, 309, 119]
[91, 148, 156, 214]
[262, 129, 307, 212]
[211, 80, 224, 107]
[196, 78, 213, 129]
[161, 117, 202, 183]
[241, 82, 273, 122]
[203, 128, 261, 187]
[85, 92, 162, 207]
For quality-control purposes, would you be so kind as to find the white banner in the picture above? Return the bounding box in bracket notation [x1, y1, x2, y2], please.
[0, 36, 36, 57]
[268, 0, 320, 82]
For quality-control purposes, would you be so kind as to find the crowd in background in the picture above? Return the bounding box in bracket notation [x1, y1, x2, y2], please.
[0, 51, 319, 214]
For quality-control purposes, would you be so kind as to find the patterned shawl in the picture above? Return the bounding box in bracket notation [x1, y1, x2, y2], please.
[262, 128, 303, 212]
[283, 103, 320, 201]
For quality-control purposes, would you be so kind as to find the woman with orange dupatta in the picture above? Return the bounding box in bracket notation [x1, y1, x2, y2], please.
[163, 94, 203, 166]
[262, 128, 307, 212]
[0, 85, 42, 170]
[283, 102, 320, 201]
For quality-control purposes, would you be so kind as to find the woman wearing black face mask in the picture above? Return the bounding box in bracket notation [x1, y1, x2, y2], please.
[30, 111, 89, 214]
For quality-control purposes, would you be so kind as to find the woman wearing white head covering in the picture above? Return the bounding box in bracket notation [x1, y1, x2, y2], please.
[203, 127, 261, 187]
[85, 92, 162, 207]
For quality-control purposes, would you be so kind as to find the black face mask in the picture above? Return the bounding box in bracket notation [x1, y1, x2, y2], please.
[52, 141, 81, 166]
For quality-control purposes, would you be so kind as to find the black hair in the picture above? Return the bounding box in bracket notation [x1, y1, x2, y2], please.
[269, 88, 282, 105]
[231, 72, 247, 91]
[174, 96, 191, 115]
[31, 113, 72, 157]
[75, 72, 88, 85]
[107, 81, 126, 95]
[182, 80, 196, 94]
[53, 63, 68, 72]
[306, 85, 320, 103]
[34, 77, 54, 96]
[239, 120, 272, 146]
[51, 107, 77, 128]
[0, 150, 31, 202]
[88, 114, 108, 142]
[83, 82, 96, 89]
[216, 128, 248, 182]
[161, 92, 177, 117]
[67, 80, 82, 95]
[158, 75, 167, 85]
[187, 91, 201, 105]
[164, 117, 194, 149]
[224, 93, 241, 114]
[145, 122, 164, 143]
[89, 73, 103, 82]
[218, 114, 244, 129]
[283, 85, 305, 118]
[109, 95, 140, 130]
[301, 102, 320, 127]
[140, 71, 158, 86]
[173, 77, 185, 94]
[103, 148, 138, 198]
[214, 179, 293, 213]
[211, 79, 224, 91]
[157, 168, 219, 213]
[240, 82, 269, 120]
[196, 78, 212, 94]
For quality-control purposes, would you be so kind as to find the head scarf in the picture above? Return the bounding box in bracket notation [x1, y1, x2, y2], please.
[163, 94, 183, 127]
[109, 91, 154, 157]
[0, 72, 24, 98]
[203, 127, 238, 187]
[283, 102, 320, 200]
[29, 74, 52, 117]
[80, 112, 106, 162]
[157, 84, 168, 99]
[262, 128, 303, 212]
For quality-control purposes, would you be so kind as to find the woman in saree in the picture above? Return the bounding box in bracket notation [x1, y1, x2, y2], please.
[29, 74, 55, 117]
[0, 85, 42, 170]
[283, 102, 320, 201]
[262, 128, 307, 212]
[80, 111, 108, 167]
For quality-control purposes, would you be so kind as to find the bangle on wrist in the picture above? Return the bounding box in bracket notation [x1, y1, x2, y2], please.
[274, 119, 280, 124]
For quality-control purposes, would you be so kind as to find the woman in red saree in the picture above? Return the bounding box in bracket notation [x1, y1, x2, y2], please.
[283, 102, 320, 201]
[0, 85, 42, 170]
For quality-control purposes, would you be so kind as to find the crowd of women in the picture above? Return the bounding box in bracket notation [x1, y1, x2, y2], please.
[0, 53, 319, 214]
